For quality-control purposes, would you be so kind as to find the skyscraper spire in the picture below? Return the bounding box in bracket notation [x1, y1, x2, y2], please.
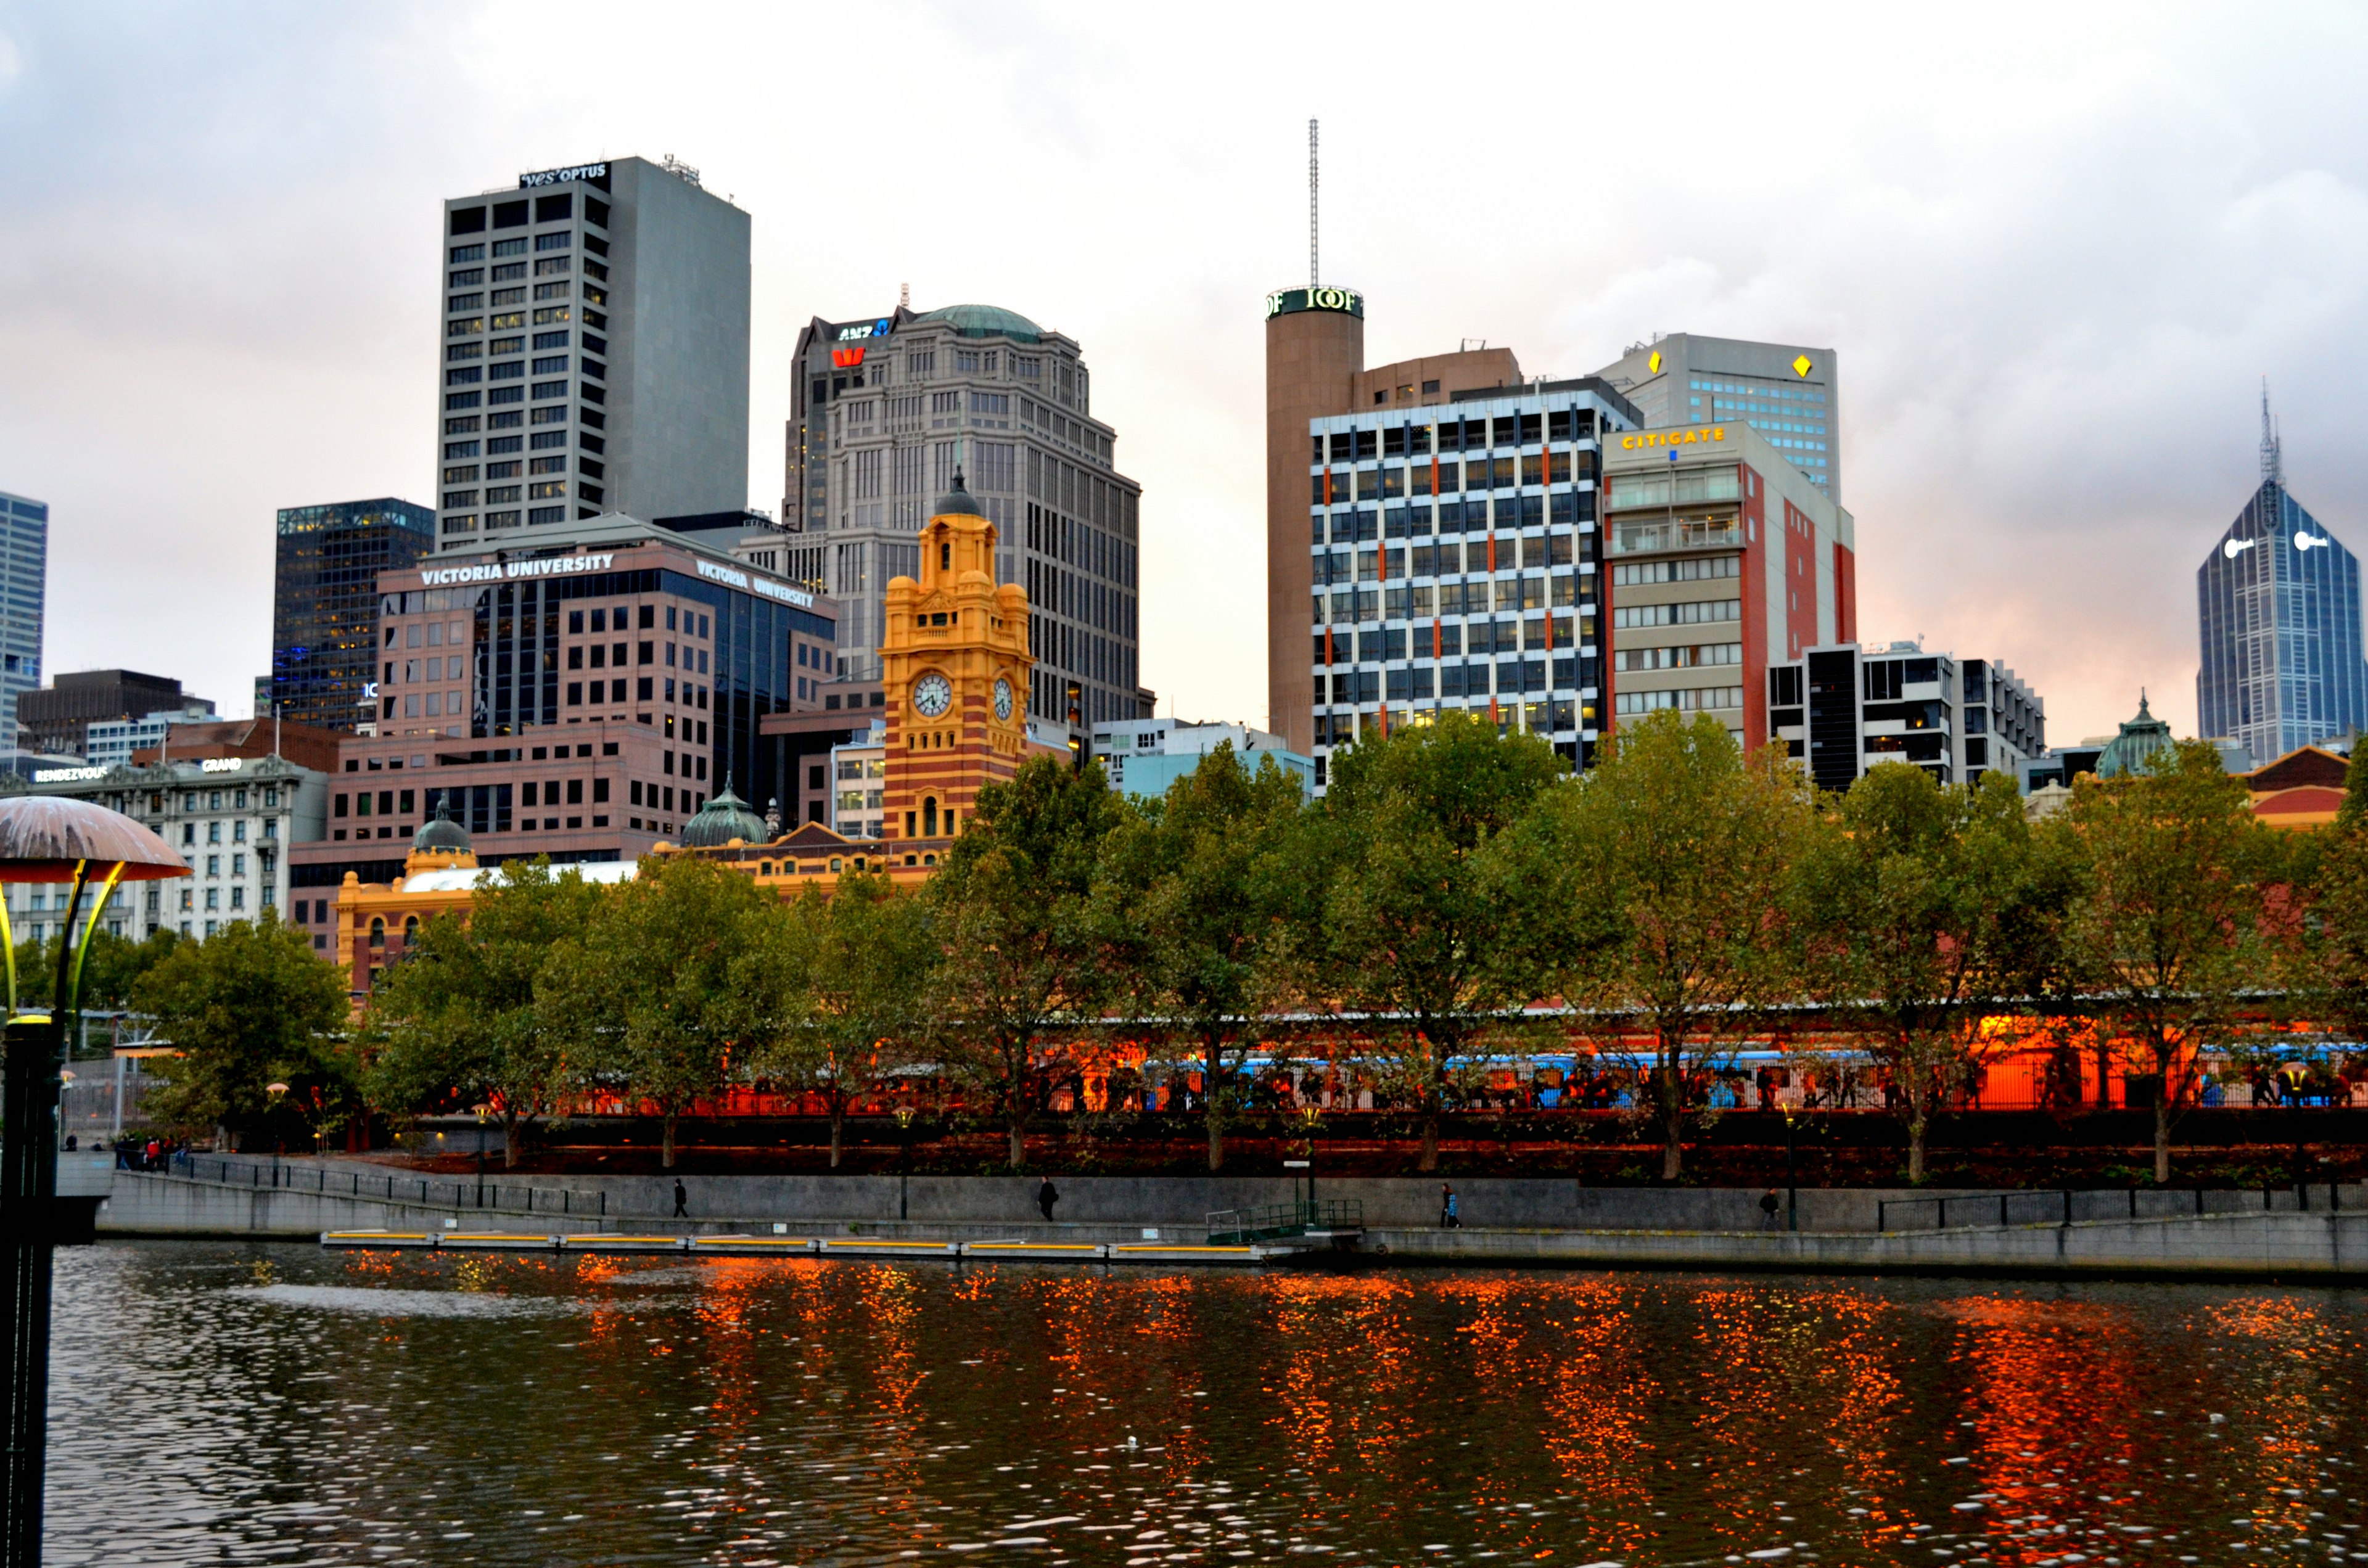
[2261, 377, 2284, 489]
[1309, 117, 1320, 289]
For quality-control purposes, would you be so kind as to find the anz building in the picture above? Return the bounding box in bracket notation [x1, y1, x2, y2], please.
[2197, 445, 2368, 763]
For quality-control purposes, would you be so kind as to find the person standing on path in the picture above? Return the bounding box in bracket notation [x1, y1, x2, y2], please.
[673, 1178, 689, 1218]
[1037, 1176, 1059, 1222]
[1759, 1189, 1782, 1230]
[1439, 1184, 1461, 1229]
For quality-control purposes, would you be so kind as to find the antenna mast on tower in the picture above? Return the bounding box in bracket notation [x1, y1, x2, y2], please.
[1309, 118, 1320, 288]
[2260, 377, 2284, 489]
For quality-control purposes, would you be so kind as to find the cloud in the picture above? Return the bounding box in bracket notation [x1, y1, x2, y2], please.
[4, 2, 2368, 750]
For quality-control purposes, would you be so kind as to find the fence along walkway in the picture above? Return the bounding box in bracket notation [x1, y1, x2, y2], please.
[1877, 1183, 2351, 1233]
[175, 1155, 627, 1220]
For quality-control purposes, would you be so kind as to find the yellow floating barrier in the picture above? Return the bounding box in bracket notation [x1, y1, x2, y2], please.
[1105, 1243, 1265, 1266]
[439, 1232, 562, 1250]
[559, 1234, 688, 1254]
[688, 1235, 821, 1255]
[958, 1241, 1111, 1260]
[816, 1238, 961, 1258]
[321, 1229, 438, 1250]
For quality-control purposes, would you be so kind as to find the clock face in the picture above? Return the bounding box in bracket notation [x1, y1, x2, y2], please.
[993, 677, 1013, 721]
[912, 672, 953, 719]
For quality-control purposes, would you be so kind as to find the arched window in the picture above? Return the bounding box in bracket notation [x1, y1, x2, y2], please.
[922, 797, 939, 837]
[402, 916, 419, 942]
[368, 917, 385, 950]
[829, 858, 842, 872]
[923, 854, 937, 867]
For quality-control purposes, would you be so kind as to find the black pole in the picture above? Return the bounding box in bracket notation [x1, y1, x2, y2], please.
[5, 864, 91, 1567]
[1783, 1112, 1798, 1233]
[475, 1119, 487, 1210]
[898, 1116, 910, 1223]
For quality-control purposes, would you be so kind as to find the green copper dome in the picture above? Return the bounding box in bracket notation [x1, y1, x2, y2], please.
[914, 303, 1042, 343]
[2095, 692, 2177, 779]
[413, 792, 472, 854]
[680, 780, 769, 848]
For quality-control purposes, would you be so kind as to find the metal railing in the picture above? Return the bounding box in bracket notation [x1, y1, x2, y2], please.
[1877, 1184, 2347, 1233]
[170, 1155, 623, 1220]
[1205, 1199, 1363, 1245]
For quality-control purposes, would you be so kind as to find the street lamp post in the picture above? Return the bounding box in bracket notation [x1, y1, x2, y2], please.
[2280, 1061, 2309, 1210]
[474, 1105, 491, 1209]
[1783, 1106, 1799, 1233]
[895, 1105, 913, 1222]
[0, 795, 187, 1567]
[265, 1082, 289, 1186]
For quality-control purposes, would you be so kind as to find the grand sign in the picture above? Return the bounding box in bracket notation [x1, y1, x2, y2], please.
[1265, 286, 1365, 321]
[419, 553, 617, 586]
[834, 318, 894, 342]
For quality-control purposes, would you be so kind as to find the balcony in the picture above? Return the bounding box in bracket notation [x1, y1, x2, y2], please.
[1610, 517, 1742, 556]
[1605, 466, 1741, 511]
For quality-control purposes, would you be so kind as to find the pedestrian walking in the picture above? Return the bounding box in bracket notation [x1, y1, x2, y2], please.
[1758, 1188, 1782, 1230]
[1037, 1175, 1059, 1222]
[672, 1178, 688, 1218]
[1439, 1183, 1461, 1229]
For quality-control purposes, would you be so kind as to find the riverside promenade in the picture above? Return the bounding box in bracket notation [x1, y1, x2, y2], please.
[86, 1157, 2368, 1281]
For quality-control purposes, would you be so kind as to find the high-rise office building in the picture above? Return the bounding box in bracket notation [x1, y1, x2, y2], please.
[286, 512, 837, 916]
[435, 156, 749, 550]
[1264, 286, 1524, 755]
[1768, 641, 2044, 791]
[1302, 380, 1638, 784]
[1598, 419, 1856, 749]
[19, 669, 205, 758]
[785, 302, 1148, 725]
[269, 499, 435, 731]
[2197, 393, 2368, 760]
[1592, 334, 1840, 501]
[0, 490, 47, 749]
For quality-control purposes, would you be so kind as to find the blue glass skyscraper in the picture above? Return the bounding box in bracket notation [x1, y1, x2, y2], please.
[2196, 393, 2368, 761]
[0, 490, 47, 750]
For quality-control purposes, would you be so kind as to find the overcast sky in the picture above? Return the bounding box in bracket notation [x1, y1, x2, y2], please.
[3, 3, 2366, 746]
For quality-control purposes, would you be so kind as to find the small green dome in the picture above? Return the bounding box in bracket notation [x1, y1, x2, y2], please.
[914, 303, 1042, 343]
[414, 792, 472, 853]
[680, 780, 768, 848]
[2095, 692, 2177, 779]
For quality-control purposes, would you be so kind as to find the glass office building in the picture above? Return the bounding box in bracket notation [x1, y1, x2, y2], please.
[269, 499, 435, 731]
[2197, 477, 2368, 762]
[0, 490, 46, 750]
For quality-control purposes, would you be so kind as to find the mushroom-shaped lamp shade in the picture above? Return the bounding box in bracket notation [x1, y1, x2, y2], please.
[0, 796, 188, 884]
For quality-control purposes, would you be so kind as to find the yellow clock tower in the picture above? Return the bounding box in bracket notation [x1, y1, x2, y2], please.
[878, 475, 1035, 852]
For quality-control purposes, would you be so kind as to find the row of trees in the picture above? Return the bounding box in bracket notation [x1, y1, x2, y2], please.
[123, 707, 2367, 1183]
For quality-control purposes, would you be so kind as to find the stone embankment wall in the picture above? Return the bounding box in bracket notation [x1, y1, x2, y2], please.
[95, 1167, 2368, 1278]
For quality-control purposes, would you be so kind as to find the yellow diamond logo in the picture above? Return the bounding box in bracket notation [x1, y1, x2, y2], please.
[1647, 350, 1661, 374]
[1792, 354, 1812, 378]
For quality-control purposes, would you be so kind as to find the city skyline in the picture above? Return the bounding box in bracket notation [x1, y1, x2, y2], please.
[6, 6, 2368, 747]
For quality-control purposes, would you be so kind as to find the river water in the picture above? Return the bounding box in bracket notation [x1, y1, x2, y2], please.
[40, 1242, 2367, 1566]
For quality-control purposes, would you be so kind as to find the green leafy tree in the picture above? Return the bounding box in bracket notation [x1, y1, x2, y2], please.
[537, 855, 773, 1167]
[1095, 743, 1309, 1172]
[2061, 738, 2288, 1182]
[361, 858, 610, 1166]
[12, 926, 184, 1047]
[926, 756, 1127, 1170]
[133, 913, 353, 1149]
[747, 871, 935, 1167]
[1532, 710, 1812, 1181]
[1310, 712, 1568, 1172]
[1796, 764, 2062, 1182]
